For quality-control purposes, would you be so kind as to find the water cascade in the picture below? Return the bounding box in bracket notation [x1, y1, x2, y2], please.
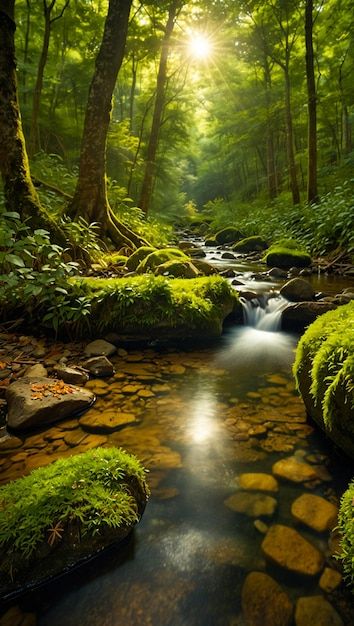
[241, 294, 288, 331]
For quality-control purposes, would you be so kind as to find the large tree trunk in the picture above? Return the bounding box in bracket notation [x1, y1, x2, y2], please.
[305, 0, 318, 204]
[68, 0, 147, 249]
[284, 66, 300, 205]
[138, 0, 181, 217]
[263, 56, 277, 200]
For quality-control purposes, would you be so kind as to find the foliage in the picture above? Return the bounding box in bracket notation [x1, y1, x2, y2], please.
[61, 216, 107, 261]
[0, 447, 149, 560]
[338, 479, 354, 591]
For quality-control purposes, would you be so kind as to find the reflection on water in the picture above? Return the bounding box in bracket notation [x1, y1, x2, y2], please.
[189, 392, 218, 444]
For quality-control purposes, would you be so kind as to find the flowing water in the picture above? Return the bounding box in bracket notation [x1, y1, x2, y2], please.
[2, 243, 354, 625]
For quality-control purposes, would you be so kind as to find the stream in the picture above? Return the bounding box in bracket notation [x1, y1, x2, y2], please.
[2, 239, 354, 625]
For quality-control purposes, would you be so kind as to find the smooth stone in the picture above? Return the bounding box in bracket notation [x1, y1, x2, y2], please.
[242, 572, 293, 626]
[84, 379, 110, 396]
[295, 596, 343, 626]
[24, 363, 48, 378]
[83, 356, 115, 378]
[84, 339, 117, 357]
[80, 411, 136, 433]
[273, 457, 319, 483]
[54, 366, 89, 385]
[6, 377, 95, 431]
[0, 428, 23, 450]
[254, 519, 269, 534]
[238, 473, 279, 492]
[225, 492, 277, 518]
[280, 278, 315, 302]
[319, 567, 342, 592]
[262, 525, 325, 576]
[291, 493, 338, 532]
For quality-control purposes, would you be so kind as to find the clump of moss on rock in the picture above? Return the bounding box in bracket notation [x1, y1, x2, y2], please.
[100, 253, 128, 268]
[215, 227, 245, 245]
[0, 447, 149, 593]
[155, 259, 199, 278]
[338, 479, 354, 591]
[126, 246, 157, 271]
[293, 301, 354, 458]
[263, 240, 311, 268]
[233, 236, 268, 253]
[136, 248, 188, 273]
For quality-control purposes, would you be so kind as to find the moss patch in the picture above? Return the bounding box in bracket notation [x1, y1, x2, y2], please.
[136, 248, 188, 273]
[155, 260, 199, 278]
[338, 479, 354, 591]
[263, 242, 311, 268]
[100, 253, 128, 268]
[293, 301, 354, 457]
[233, 236, 268, 253]
[126, 246, 157, 271]
[0, 447, 149, 562]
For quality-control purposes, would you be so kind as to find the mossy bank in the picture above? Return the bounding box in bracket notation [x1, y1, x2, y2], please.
[0, 447, 149, 598]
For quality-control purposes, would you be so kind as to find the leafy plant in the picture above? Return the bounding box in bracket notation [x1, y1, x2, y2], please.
[61, 215, 107, 261]
[338, 479, 354, 591]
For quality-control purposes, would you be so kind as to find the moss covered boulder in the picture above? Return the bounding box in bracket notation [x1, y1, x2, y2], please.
[263, 242, 311, 268]
[338, 479, 354, 591]
[136, 248, 188, 273]
[205, 236, 217, 246]
[293, 302, 354, 458]
[155, 260, 199, 278]
[233, 236, 268, 253]
[0, 447, 149, 597]
[126, 246, 156, 271]
[215, 227, 245, 245]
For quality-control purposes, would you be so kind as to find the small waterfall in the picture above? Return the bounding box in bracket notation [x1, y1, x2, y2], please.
[241, 294, 288, 332]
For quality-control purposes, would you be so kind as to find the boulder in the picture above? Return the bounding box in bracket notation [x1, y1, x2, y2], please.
[6, 376, 95, 431]
[241, 572, 293, 626]
[191, 259, 218, 276]
[224, 492, 277, 517]
[126, 245, 156, 271]
[54, 366, 89, 386]
[233, 236, 268, 253]
[238, 473, 278, 492]
[281, 301, 337, 331]
[221, 252, 236, 260]
[215, 227, 245, 245]
[84, 339, 117, 357]
[291, 494, 338, 532]
[83, 356, 115, 378]
[205, 236, 217, 246]
[295, 596, 343, 626]
[261, 525, 325, 576]
[268, 267, 288, 278]
[280, 278, 315, 302]
[264, 247, 312, 269]
[155, 260, 199, 278]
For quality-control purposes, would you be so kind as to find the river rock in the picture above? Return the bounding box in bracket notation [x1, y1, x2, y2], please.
[191, 259, 217, 275]
[224, 492, 277, 517]
[319, 567, 342, 592]
[54, 366, 89, 385]
[272, 457, 319, 483]
[281, 302, 337, 331]
[280, 278, 315, 302]
[6, 377, 95, 431]
[268, 267, 288, 278]
[83, 356, 115, 377]
[24, 363, 48, 378]
[79, 410, 136, 433]
[0, 428, 22, 450]
[241, 572, 293, 626]
[84, 339, 117, 357]
[261, 525, 324, 576]
[221, 252, 236, 260]
[238, 473, 279, 492]
[295, 596, 343, 626]
[291, 493, 338, 532]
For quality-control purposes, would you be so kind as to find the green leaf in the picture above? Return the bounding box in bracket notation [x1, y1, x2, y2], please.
[6, 254, 25, 267]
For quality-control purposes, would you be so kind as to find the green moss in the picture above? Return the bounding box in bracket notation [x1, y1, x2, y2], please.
[126, 246, 157, 271]
[263, 244, 311, 268]
[136, 248, 188, 273]
[0, 447, 149, 560]
[338, 479, 354, 591]
[76, 274, 239, 337]
[155, 259, 199, 278]
[215, 227, 245, 245]
[232, 236, 268, 253]
[101, 253, 128, 267]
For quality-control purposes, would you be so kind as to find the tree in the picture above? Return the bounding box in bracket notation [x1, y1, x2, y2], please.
[68, 0, 148, 249]
[305, 0, 318, 203]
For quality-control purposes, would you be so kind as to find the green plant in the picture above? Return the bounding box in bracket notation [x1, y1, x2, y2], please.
[338, 479, 354, 591]
[61, 215, 107, 261]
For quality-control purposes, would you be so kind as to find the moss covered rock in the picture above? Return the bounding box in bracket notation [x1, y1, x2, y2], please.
[136, 248, 188, 273]
[233, 236, 268, 253]
[155, 260, 200, 278]
[101, 253, 128, 268]
[263, 244, 311, 268]
[126, 246, 157, 271]
[215, 227, 245, 245]
[0, 447, 149, 597]
[205, 236, 217, 246]
[293, 302, 354, 458]
[338, 479, 354, 591]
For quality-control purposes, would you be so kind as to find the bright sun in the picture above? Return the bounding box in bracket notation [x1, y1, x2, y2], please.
[188, 34, 213, 60]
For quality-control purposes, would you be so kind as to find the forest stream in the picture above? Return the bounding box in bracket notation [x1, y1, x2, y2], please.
[1, 240, 354, 626]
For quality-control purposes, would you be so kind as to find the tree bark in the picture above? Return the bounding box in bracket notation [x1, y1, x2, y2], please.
[68, 0, 148, 249]
[284, 66, 300, 205]
[305, 0, 318, 204]
[138, 0, 181, 217]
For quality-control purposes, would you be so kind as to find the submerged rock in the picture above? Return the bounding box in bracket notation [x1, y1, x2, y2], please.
[319, 567, 342, 592]
[224, 492, 277, 517]
[80, 410, 136, 433]
[291, 493, 338, 532]
[241, 572, 293, 626]
[272, 457, 319, 483]
[295, 596, 343, 626]
[6, 377, 95, 431]
[261, 524, 324, 576]
[83, 356, 115, 378]
[238, 473, 279, 492]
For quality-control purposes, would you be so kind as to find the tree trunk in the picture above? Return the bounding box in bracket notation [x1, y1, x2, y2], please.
[305, 0, 318, 203]
[22, 0, 31, 104]
[138, 0, 181, 216]
[284, 66, 300, 205]
[263, 57, 277, 199]
[68, 0, 148, 249]
[0, 2, 65, 243]
[28, 5, 51, 156]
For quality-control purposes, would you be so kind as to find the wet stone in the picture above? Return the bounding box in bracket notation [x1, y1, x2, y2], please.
[225, 492, 277, 518]
[319, 567, 342, 592]
[63, 430, 88, 447]
[0, 428, 23, 451]
[80, 410, 136, 433]
[238, 473, 279, 492]
[241, 572, 293, 626]
[273, 456, 320, 483]
[261, 524, 325, 577]
[83, 356, 115, 378]
[54, 366, 89, 385]
[291, 494, 338, 532]
[84, 339, 116, 357]
[295, 596, 343, 626]
[85, 379, 110, 396]
[254, 519, 269, 534]
[24, 363, 48, 378]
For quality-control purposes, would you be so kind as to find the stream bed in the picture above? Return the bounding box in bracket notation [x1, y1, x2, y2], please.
[1, 244, 354, 626]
